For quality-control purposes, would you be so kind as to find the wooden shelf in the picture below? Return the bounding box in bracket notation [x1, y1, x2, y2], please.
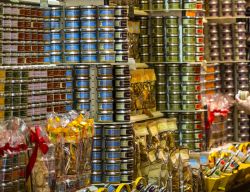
[134, 10, 148, 16]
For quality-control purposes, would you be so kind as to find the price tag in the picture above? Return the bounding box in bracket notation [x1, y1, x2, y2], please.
[186, 11, 196, 17]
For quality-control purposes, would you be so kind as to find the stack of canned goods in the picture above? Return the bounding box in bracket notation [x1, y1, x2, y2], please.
[221, 23, 233, 61]
[1, 4, 45, 65]
[151, 16, 164, 62]
[165, 16, 179, 62]
[97, 65, 114, 122]
[238, 110, 250, 142]
[64, 6, 80, 64]
[92, 123, 134, 184]
[155, 64, 167, 111]
[208, 23, 220, 61]
[182, 16, 204, 62]
[226, 110, 234, 141]
[74, 65, 90, 113]
[44, 7, 63, 64]
[206, 0, 246, 17]
[222, 64, 234, 97]
[210, 114, 227, 146]
[202, 63, 221, 95]
[138, 0, 149, 10]
[139, 17, 149, 62]
[234, 22, 247, 60]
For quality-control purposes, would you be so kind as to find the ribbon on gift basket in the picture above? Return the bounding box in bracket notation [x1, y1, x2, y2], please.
[26, 128, 48, 180]
[206, 108, 229, 129]
[0, 143, 28, 156]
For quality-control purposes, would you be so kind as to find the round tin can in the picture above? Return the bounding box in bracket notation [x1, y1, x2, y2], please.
[81, 40, 97, 52]
[152, 0, 164, 10]
[115, 77, 130, 88]
[99, 29, 115, 41]
[65, 18, 80, 29]
[65, 29, 80, 41]
[182, 93, 201, 102]
[105, 149, 121, 160]
[166, 27, 179, 35]
[97, 77, 113, 88]
[116, 99, 131, 110]
[76, 91, 90, 100]
[80, 17, 97, 29]
[181, 121, 202, 131]
[166, 44, 179, 53]
[106, 137, 121, 149]
[65, 42, 80, 52]
[115, 40, 129, 51]
[99, 17, 115, 28]
[115, 17, 128, 28]
[50, 54, 62, 64]
[120, 124, 133, 136]
[104, 161, 121, 172]
[97, 65, 113, 77]
[94, 125, 102, 137]
[182, 139, 195, 149]
[65, 7, 80, 18]
[115, 110, 131, 122]
[121, 171, 133, 183]
[99, 5, 115, 17]
[97, 111, 113, 123]
[81, 52, 98, 63]
[169, 92, 181, 101]
[104, 125, 121, 137]
[99, 41, 115, 51]
[81, 5, 97, 17]
[182, 112, 202, 122]
[182, 131, 194, 140]
[98, 100, 113, 111]
[51, 7, 61, 18]
[116, 51, 128, 63]
[165, 16, 178, 25]
[104, 173, 121, 184]
[91, 172, 102, 184]
[121, 136, 133, 148]
[92, 137, 102, 149]
[65, 52, 80, 63]
[99, 51, 116, 63]
[92, 160, 102, 172]
[50, 19, 61, 29]
[98, 88, 113, 100]
[181, 74, 200, 82]
[76, 101, 90, 111]
[115, 65, 130, 76]
[80, 30, 97, 40]
[182, 17, 196, 26]
[75, 65, 90, 77]
[115, 29, 128, 39]
[121, 159, 134, 171]
[75, 78, 89, 88]
[182, 101, 202, 110]
[115, 6, 128, 17]
[115, 88, 131, 99]
[182, 83, 201, 92]
[51, 30, 61, 41]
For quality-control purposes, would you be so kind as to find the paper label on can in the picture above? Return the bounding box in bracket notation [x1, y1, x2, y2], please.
[115, 32, 127, 39]
[99, 32, 114, 39]
[44, 56, 50, 63]
[81, 55, 97, 62]
[65, 32, 80, 40]
[81, 43, 97, 51]
[98, 91, 113, 99]
[66, 10, 80, 17]
[116, 55, 128, 62]
[65, 55, 80, 63]
[66, 93, 73, 100]
[106, 152, 120, 159]
[99, 9, 114, 16]
[51, 55, 62, 63]
[99, 114, 113, 121]
[81, 31, 97, 39]
[66, 81, 73, 88]
[99, 103, 113, 110]
[100, 43, 114, 50]
[101, 55, 115, 62]
[77, 92, 90, 99]
[51, 44, 62, 51]
[105, 164, 120, 171]
[100, 20, 114, 28]
[65, 44, 80, 51]
[77, 103, 90, 110]
[76, 80, 89, 87]
[115, 20, 127, 28]
[66, 21, 80, 28]
[98, 68, 113, 76]
[44, 45, 51, 52]
[98, 79, 113, 87]
[106, 140, 120, 147]
[81, 9, 97, 17]
[66, 70, 72, 77]
[81, 20, 96, 27]
[51, 33, 61, 40]
[50, 21, 60, 29]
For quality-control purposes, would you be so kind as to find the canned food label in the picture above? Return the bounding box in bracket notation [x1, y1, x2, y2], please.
[77, 103, 90, 110]
[93, 139, 102, 147]
[81, 20, 96, 27]
[116, 55, 128, 62]
[100, 55, 115, 62]
[105, 163, 120, 171]
[76, 92, 90, 99]
[98, 91, 113, 99]
[44, 45, 51, 52]
[115, 43, 128, 50]
[99, 9, 114, 16]
[106, 140, 120, 147]
[115, 32, 127, 39]
[81, 31, 97, 39]
[106, 152, 120, 159]
[98, 79, 113, 87]
[65, 44, 80, 51]
[51, 44, 62, 51]
[75, 68, 89, 76]
[81, 55, 98, 62]
[100, 20, 114, 28]
[100, 43, 114, 50]
[99, 103, 113, 110]
[65, 55, 80, 63]
[115, 20, 127, 28]
[76, 80, 89, 87]
[92, 163, 102, 171]
[116, 103, 130, 110]
[98, 68, 113, 76]
[66, 81, 73, 88]
[116, 114, 130, 121]
[105, 129, 120, 136]
[99, 32, 114, 39]
[66, 70, 73, 77]
[51, 33, 61, 40]
[65, 32, 80, 40]
[66, 21, 80, 28]
[81, 43, 97, 51]
[66, 93, 73, 100]
[98, 114, 113, 122]
[81, 9, 97, 16]
[66, 10, 80, 17]
[50, 21, 60, 29]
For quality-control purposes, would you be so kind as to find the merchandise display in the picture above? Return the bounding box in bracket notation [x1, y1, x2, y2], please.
[0, 0, 250, 191]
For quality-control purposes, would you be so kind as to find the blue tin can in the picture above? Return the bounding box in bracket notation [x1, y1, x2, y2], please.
[65, 19, 80, 29]
[91, 173, 102, 184]
[99, 51, 116, 63]
[50, 19, 61, 29]
[44, 44, 51, 52]
[104, 126, 121, 137]
[65, 69, 73, 77]
[43, 31, 51, 41]
[92, 161, 102, 172]
[105, 184, 116, 192]
[94, 125, 102, 137]
[43, 9, 51, 19]
[65, 29, 80, 41]
[51, 7, 61, 18]
[76, 91, 90, 99]
[65, 42, 80, 52]
[80, 5, 97, 17]
[98, 101, 113, 111]
[99, 6, 115, 17]
[51, 43, 62, 52]
[97, 78, 113, 88]
[65, 7, 80, 18]
[50, 54, 62, 64]
[80, 41, 97, 52]
[81, 52, 98, 63]
[66, 93, 73, 100]
[75, 65, 90, 76]
[65, 104, 73, 111]
[99, 18, 115, 28]
[98, 41, 115, 51]
[75, 79, 89, 88]
[44, 20, 51, 30]
[105, 150, 121, 160]
[80, 30, 97, 40]
[65, 53, 80, 63]
[44, 54, 50, 63]
[66, 81, 73, 88]
[93, 137, 102, 149]
[104, 174, 121, 184]
[80, 17, 97, 29]
[97, 112, 113, 123]
[92, 150, 102, 160]
[99, 30, 115, 40]
[106, 138, 121, 149]
[97, 65, 113, 76]
[104, 162, 121, 172]
[98, 89, 113, 100]
[51, 31, 61, 41]
[76, 101, 90, 111]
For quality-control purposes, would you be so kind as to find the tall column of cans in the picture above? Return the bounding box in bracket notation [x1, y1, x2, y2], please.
[234, 22, 247, 60]
[208, 23, 220, 61]
[155, 64, 167, 111]
[139, 17, 149, 63]
[165, 16, 179, 62]
[221, 23, 233, 61]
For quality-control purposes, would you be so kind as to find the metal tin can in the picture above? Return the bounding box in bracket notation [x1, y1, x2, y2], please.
[97, 77, 113, 88]
[121, 148, 134, 160]
[99, 41, 115, 51]
[115, 17, 128, 28]
[104, 125, 121, 137]
[81, 5, 97, 17]
[92, 160, 102, 172]
[81, 52, 98, 63]
[182, 101, 202, 110]
[99, 51, 116, 63]
[98, 100, 113, 111]
[106, 137, 121, 149]
[182, 139, 195, 149]
[99, 17, 115, 28]
[93, 137, 102, 149]
[80, 30, 97, 40]
[94, 125, 102, 137]
[65, 42, 80, 52]
[65, 29, 80, 41]
[51, 7, 61, 18]
[97, 65, 113, 77]
[76, 91, 90, 100]
[99, 29, 115, 41]
[64, 52, 80, 63]
[115, 110, 131, 122]
[121, 136, 133, 148]
[91, 172, 102, 184]
[81, 40, 97, 52]
[115, 29, 128, 39]
[182, 17, 196, 26]
[115, 6, 128, 17]
[97, 111, 114, 123]
[80, 17, 97, 29]
[76, 101, 90, 111]
[65, 7, 80, 18]
[104, 161, 121, 172]
[105, 149, 121, 160]
[115, 88, 130, 99]
[50, 54, 62, 64]
[98, 88, 113, 100]
[75, 65, 90, 77]
[65, 18, 80, 29]
[116, 51, 128, 63]
[116, 99, 131, 110]
[120, 124, 133, 136]
[104, 173, 121, 184]
[51, 30, 61, 41]
[50, 19, 61, 29]
[115, 77, 130, 88]
[99, 5, 115, 17]
[75, 78, 89, 88]
[115, 40, 129, 51]
[121, 159, 134, 171]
